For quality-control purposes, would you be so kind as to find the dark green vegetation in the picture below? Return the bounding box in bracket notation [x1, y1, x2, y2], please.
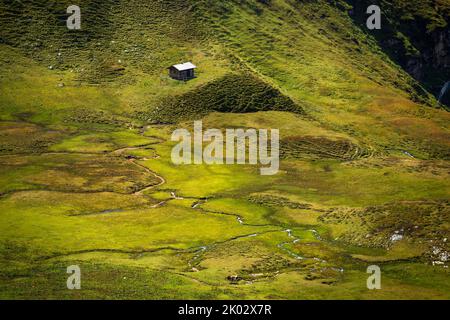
[0, 0, 449, 299]
[152, 73, 301, 123]
[343, 0, 450, 101]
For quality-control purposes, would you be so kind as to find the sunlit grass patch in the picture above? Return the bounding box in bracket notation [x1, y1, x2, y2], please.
[0, 154, 160, 194]
[50, 130, 157, 153]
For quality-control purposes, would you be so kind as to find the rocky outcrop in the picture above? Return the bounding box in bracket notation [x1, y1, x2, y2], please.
[340, 0, 450, 107]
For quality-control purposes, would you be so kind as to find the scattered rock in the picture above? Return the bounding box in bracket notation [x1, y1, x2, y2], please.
[227, 275, 242, 283]
[390, 231, 403, 243]
[251, 273, 264, 278]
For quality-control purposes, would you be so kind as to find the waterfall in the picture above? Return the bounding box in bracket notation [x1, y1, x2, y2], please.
[438, 81, 450, 102]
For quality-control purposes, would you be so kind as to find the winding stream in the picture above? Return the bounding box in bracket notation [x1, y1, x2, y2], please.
[2, 122, 340, 274]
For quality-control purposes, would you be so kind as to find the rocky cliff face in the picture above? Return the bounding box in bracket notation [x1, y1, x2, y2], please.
[339, 0, 450, 106]
[406, 28, 449, 79]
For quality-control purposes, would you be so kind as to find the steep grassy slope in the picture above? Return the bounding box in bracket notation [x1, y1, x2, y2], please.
[0, 0, 449, 299]
[194, 0, 450, 161]
[0, 0, 203, 79]
[342, 0, 450, 99]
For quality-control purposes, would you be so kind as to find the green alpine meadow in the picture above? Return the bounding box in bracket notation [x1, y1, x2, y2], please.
[0, 0, 449, 300]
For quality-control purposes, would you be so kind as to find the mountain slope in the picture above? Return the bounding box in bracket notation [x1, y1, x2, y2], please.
[1, 0, 448, 158]
[191, 0, 449, 158]
[0, 0, 449, 300]
[342, 0, 450, 101]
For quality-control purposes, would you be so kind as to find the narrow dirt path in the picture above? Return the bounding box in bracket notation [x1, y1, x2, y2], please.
[128, 159, 166, 195]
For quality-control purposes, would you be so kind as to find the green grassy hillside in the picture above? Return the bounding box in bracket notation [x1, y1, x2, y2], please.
[0, 0, 449, 299]
[343, 0, 450, 98]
